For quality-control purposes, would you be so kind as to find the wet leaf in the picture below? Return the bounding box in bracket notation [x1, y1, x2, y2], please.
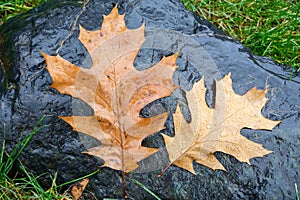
[163, 74, 280, 174]
[42, 7, 178, 172]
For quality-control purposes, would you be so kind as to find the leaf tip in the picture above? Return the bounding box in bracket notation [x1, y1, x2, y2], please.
[40, 50, 46, 58]
[40, 50, 52, 65]
[108, 5, 121, 16]
[159, 53, 179, 71]
[78, 24, 86, 35]
[104, 5, 124, 22]
[262, 148, 273, 156]
[211, 167, 226, 172]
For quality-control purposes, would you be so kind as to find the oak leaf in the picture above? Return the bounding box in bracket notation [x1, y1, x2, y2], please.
[42, 7, 178, 172]
[163, 74, 280, 174]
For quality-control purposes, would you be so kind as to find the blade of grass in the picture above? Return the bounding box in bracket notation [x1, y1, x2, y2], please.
[1, 117, 99, 199]
[0, 116, 46, 199]
[56, 169, 100, 188]
[0, 123, 7, 175]
[2, 116, 45, 177]
[17, 163, 70, 199]
[0, 179, 23, 199]
[130, 178, 161, 200]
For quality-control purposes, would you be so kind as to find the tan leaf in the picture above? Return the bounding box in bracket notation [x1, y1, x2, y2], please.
[70, 178, 89, 200]
[163, 73, 280, 174]
[42, 7, 178, 172]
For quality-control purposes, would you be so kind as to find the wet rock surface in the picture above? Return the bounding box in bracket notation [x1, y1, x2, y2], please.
[0, 0, 299, 199]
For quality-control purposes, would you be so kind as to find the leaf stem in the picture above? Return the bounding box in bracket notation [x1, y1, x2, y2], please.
[158, 161, 173, 178]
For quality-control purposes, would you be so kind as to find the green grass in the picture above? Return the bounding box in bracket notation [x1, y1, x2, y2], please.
[181, 0, 300, 72]
[0, 117, 67, 199]
[130, 178, 161, 200]
[0, 117, 102, 199]
[0, 120, 160, 199]
[0, 117, 69, 199]
[0, 0, 47, 23]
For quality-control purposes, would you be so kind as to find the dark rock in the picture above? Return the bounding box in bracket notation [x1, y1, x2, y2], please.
[0, 0, 299, 199]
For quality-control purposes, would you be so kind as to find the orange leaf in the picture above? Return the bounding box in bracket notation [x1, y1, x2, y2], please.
[42, 7, 178, 172]
[163, 73, 280, 174]
[70, 178, 89, 200]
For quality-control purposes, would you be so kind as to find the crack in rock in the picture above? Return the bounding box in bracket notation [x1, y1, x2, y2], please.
[55, 0, 91, 55]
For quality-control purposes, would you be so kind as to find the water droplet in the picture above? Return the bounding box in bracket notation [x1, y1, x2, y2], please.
[220, 132, 227, 137]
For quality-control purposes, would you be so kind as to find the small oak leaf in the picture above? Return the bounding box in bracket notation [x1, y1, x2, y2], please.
[163, 73, 280, 174]
[42, 7, 179, 172]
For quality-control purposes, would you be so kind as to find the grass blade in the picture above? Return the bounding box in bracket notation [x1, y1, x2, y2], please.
[3, 116, 45, 177]
[130, 178, 161, 200]
[56, 169, 100, 188]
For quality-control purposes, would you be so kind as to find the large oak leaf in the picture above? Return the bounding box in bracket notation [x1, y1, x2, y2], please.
[163, 74, 280, 174]
[42, 7, 178, 172]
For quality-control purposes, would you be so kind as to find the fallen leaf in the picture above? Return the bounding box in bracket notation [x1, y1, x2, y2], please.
[163, 74, 280, 174]
[42, 7, 178, 172]
[70, 178, 89, 200]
